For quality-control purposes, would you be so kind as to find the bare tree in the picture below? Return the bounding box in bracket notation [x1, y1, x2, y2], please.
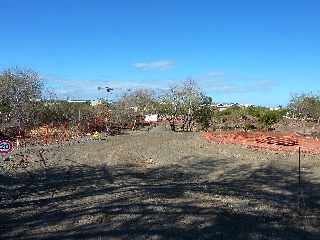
[107, 88, 159, 130]
[0, 67, 43, 131]
[160, 79, 204, 131]
[288, 92, 320, 123]
[118, 88, 158, 115]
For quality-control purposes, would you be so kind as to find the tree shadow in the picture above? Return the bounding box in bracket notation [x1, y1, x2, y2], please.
[0, 156, 319, 239]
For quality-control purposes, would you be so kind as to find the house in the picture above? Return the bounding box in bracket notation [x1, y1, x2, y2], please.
[90, 100, 103, 106]
[67, 99, 104, 106]
[67, 99, 90, 104]
[212, 103, 239, 111]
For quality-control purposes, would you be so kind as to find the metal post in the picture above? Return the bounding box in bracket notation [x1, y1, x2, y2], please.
[78, 109, 81, 122]
[299, 147, 301, 186]
[297, 147, 304, 213]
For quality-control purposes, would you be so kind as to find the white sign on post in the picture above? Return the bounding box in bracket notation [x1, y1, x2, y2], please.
[144, 114, 158, 123]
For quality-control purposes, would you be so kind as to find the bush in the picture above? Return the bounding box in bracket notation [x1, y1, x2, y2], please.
[30, 101, 97, 127]
[193, 96, 213, 130]
[257, 109, 287, 129]
[243, 123, 257, 131]
[108, 103, 137, 129]
[212, 105, 286, 130]
[213, 106, 253, 130]
[247, 106, 268, 118]
[258, 111, 278, 129]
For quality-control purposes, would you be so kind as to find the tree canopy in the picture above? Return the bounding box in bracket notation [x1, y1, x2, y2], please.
[0, 68, 43, 129]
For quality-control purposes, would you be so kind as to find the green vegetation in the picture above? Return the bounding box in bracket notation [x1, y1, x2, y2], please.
[258, 109, 286, 129]
[213, 105, 287, 130]
[2, 66, 320, 137]
[193, 96, 213, 130]
[30, 101, 98, 126]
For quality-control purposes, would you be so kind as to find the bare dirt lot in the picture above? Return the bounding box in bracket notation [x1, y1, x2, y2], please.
[1, 126, 320, 240]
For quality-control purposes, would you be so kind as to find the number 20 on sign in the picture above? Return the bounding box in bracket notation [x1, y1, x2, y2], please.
[0, 140, 14, 160]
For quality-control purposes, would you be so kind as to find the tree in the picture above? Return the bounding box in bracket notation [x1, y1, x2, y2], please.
[106, 89, 157, 130]
[0, 68, 43, 131]
[118, 88, 158, 115]
[160, 79, 207, 131]
[161, 79, 203, 116]
[193, 96, 213, 130]
[288, 93, 320, 123]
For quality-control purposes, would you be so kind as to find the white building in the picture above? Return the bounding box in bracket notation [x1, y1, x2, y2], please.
[90, 100, 103, 106]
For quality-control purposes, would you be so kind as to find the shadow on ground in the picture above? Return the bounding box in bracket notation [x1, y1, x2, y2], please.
[0, 157, 319, 240]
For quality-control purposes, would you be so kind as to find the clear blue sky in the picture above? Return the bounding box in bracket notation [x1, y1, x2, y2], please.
[1, 0, 319, 106]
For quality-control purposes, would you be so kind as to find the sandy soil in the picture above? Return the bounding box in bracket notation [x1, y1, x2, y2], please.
[1, 125, 320, 239]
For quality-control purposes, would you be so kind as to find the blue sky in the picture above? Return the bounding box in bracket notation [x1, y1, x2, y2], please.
[1, 0, 320, 106]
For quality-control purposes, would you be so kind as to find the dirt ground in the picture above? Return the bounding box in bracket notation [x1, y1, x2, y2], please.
[1, 125, 320, 240]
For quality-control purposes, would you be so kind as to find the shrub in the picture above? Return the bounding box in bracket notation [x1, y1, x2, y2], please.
[258, 109, 287, 129]
[212, 105, 286, 130]
[30, 101, 96, 127]
[193, 96, 213, 130]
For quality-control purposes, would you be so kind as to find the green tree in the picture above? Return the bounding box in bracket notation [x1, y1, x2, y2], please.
[193, 96, 213, 130]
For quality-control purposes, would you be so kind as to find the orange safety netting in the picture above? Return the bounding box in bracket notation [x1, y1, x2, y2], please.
[202, 131, 320, 155]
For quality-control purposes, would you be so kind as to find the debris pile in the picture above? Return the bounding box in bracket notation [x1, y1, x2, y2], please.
[202, 131, 320, 154]
[256, 136, 298, 146]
